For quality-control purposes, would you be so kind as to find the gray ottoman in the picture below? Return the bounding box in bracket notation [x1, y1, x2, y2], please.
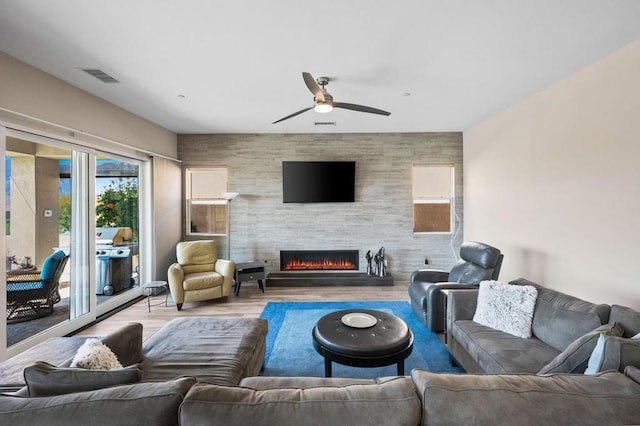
[141, 316, 268, 386]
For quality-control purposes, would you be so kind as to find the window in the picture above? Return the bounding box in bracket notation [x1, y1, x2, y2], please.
[412, 165, 454, 233]
[186, 168, 229, 235]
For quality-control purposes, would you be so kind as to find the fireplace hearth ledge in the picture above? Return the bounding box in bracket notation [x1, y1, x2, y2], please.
[266, 272, 393, 287]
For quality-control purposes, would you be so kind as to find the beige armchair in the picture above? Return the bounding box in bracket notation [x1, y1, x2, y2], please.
[167, 240, 235, 311]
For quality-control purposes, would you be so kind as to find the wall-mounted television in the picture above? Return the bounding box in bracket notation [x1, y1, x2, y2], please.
[282, 161, 356, 203]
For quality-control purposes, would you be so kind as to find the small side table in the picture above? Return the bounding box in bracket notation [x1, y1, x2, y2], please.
[234, 261, 265, 296]
[144, 281, 168, 312]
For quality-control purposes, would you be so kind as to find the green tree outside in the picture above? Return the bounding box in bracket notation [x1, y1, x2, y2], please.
[59, 192, 71, 232]
[95, 178, 138, 239]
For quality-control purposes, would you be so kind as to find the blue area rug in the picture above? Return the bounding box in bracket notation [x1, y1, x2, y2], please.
[259, 301, 463, 378]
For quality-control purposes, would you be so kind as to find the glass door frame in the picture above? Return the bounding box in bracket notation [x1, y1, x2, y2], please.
[93, 150, 149, 318]
[1, 126, 151, 360]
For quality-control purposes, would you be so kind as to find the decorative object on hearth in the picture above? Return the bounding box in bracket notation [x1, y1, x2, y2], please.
[273, 72, 391, 124]
[374, 246, 386, 277]
[221, 192, 239, 260]
[365, 250, 373, 275]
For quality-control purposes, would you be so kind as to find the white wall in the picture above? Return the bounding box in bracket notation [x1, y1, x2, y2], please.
[464, 39, 640, 309]
[152, 156, 182, 281]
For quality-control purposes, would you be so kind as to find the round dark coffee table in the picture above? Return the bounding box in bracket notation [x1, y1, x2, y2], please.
[312, 309, 414, 377]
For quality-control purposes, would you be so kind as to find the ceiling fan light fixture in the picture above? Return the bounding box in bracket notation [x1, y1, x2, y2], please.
[314, 102, 333, 113]
[272, 72, 390, 124]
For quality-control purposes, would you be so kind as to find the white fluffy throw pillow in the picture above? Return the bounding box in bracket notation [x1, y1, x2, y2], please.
[70, 338, 123, 370]
[473, 281, 538, 338]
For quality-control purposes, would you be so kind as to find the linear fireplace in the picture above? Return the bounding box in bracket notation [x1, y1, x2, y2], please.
[280, 250, 359, 271]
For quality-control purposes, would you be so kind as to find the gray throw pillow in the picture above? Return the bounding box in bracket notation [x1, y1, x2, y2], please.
[538, 322, 623, 374]
[100, 322, 143, 367]
[595, 334, 640, 373]
[24, 361, 142, 396]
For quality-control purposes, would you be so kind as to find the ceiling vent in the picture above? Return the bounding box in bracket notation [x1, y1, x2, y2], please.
[314, 121, 336, 126]
[81, 68, 119, 83]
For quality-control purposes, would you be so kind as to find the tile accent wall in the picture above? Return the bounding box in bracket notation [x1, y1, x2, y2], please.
[177, 132, 463, 283]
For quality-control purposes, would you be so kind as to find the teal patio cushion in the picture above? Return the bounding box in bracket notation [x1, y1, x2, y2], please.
[40, 250, 66, 280]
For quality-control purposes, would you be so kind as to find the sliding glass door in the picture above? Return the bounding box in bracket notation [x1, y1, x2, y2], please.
[94, 154, 142, 316]
[2, 128, 148, 357]
[4, 132, 91, 352]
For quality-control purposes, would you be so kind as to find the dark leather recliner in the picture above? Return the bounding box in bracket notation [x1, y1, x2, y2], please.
[408, 241, 503, 332]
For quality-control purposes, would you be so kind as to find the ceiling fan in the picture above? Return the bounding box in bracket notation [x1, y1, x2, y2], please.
[272, 72, 391, 124]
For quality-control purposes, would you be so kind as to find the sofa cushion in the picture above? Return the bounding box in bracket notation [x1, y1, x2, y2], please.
[587, 333, 640, 374]
[411, 369, 640, 426]
[609, 304, 640, 337]
[538, 322, 624, 374]
[99, 322, 143, 367]
[0, 377, 195, 426]
[451, 320, 559, 373]
[239, 376, 377, 390]
[626, 366, 640, 385]
[510, 278, 610, 351]
[179, 377, 421, 426]
[177, 240, 217, 265]
[182, 271, 223, 290]
[0, 323, 142, 391]
[473, 281, 537, 338]
[23, 362, 142, 397]
[0, 337, 87, 390]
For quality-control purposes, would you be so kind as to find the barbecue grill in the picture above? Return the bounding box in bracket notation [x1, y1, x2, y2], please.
[95, 227, 137, 295]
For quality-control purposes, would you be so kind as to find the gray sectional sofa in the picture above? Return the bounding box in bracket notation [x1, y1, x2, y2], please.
[447, 278, 640, 375]
[1, 282, 640, 425]
[1, 366, 639, 425]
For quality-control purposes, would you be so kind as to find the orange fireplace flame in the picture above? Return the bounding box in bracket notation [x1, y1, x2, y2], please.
[283, 258, 357, 271]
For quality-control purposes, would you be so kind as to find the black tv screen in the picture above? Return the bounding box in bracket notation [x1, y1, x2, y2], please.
[282, 161, 356, 203]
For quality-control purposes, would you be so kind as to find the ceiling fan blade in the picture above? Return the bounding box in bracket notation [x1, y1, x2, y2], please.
[333, 102, 391, 116]
[302, 72, 325, 102]
[272, 106, 314, 124]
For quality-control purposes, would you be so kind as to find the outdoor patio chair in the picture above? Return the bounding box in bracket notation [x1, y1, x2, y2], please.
[6, 250, 69, 323]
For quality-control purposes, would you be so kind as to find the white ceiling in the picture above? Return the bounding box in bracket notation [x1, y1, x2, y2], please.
[1, 1, 639, 135]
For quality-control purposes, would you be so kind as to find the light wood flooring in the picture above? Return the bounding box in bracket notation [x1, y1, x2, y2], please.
[76, 282, 411, 342]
